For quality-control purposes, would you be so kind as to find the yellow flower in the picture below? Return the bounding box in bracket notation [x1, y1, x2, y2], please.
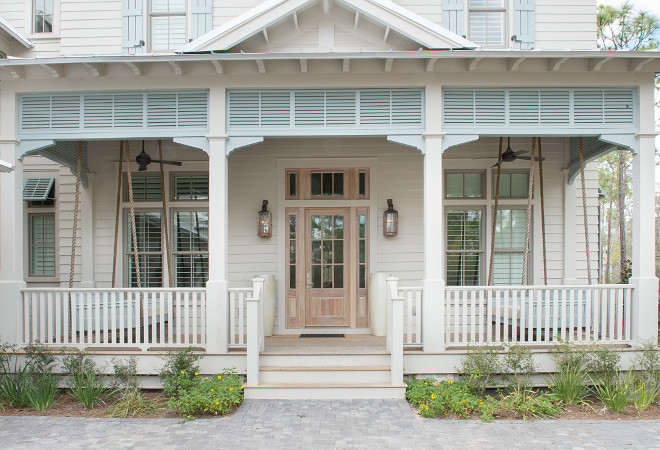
[215, 401, 219, 405]
[195, 372, 198, 376]
[479, 401, 483, 404]
[420, 404, 423, 409]
[546, 391, 549, 394]
[448, 380, 453, 384]
[218, 375, 222, 380]
[425, 405, 429, 410]
[526, 396, 531, 400]
[434, 383, 437, 387]
[180, 370, 184, 374]
[431, 394, 436, 399]
[229, 387, 233, 392]
[241, 385, 244, 390]
[205, 377, 208, 380]
[462, 400, 466, 404]
[211, 389, 214, 392]
[424, 382, 428, 385]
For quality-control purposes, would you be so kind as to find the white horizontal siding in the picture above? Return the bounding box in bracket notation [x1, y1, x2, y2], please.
[535, 0, 597, 50]
[59, 0, 123, 56]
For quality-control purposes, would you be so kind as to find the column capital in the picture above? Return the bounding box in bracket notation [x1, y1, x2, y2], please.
[636, 132, 659, 139]
[0, 139, 20, 145]
[206, 135, 229, 142]
[422, 132, 446, 140]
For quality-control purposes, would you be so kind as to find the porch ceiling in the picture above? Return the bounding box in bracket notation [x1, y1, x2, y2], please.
[0, 50, 658, 80]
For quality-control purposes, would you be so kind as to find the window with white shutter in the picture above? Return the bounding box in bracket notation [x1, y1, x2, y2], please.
[446, 209, 483, 286]
[173, 175, 209, 200]
[126, 211, 163, 287]
[173, 211, 209, 287]
[468, 0, 506, 47]
[151, 0, 187, 52]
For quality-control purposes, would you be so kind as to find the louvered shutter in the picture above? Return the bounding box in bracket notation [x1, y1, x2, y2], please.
[23, 178, 55, 201]
[442, 0, 466, 37]
[513, 0, 535, 50]
[122, 0, 144, 56]
[191, 0, 213, 40]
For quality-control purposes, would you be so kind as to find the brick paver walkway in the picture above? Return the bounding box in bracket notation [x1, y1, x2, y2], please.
[2, 400, 660, 449]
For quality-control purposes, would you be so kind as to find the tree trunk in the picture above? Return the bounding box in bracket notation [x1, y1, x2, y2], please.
[617, 150, 626, 280]
[605, 190, 613, 283]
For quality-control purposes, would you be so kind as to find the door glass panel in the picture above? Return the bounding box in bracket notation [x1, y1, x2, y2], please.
[334, 265, 343, 289]
[312, 265, 321, 288]
[333, 173, 344, 196]
[359, 265, 366, 290]
[359, 214, 366, 239]
[323, 265, 333, 288]
[359, 240, 365, 264]
[310, 213, 345, 290]
[311, 240, 321, 264]
[358, 172, 366, 197]
[334, 215, 344, 239]
[334, 240, 343, 264]
[311, 215, 322, 239]
[322, 215, 332, 239]
[322, 241, 333, 264]
[289, 172, 297, 198]
[358, 213, 367, 289]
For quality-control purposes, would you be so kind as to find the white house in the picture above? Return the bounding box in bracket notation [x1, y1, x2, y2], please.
[0, 0, 658, 399]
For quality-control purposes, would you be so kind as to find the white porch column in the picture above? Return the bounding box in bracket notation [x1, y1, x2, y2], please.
[79, 174, 95, 288]
[630, 134, 659, 342]
[562, 169, 579, 285]
[206, 136, 229, 353]
[0, 140, 26, 345]
[422, 134, 446, 352]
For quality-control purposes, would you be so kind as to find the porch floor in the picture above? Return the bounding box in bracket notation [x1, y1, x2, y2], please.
[263, 335, 387, 354]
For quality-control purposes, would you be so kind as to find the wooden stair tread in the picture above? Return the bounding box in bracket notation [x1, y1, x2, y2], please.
[244, 383, 406, 389]
[259, 365, 391, 371]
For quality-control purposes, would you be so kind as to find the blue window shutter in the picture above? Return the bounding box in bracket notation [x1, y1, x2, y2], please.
[122, 0, 144, 55]
[191, 0, 213, 40]
[513, 0, 535, 50]
[442, 0, 465, 37]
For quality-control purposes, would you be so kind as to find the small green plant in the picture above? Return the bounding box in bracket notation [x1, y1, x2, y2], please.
[500, 386, 562, 420]
[24, 341, 56, 375]
[548, 365, 588, 405]
[457, 345, 503, 395]
[585, 345, 621, 386]
[62, 350, 111, 409]
[107, 389, 160, 418]
[503, 344, 536, 390]
[26, 373, 58, 411]
[168, 369, 243, 418]
[0, 362, 32, 407]
[159, 347, 203, 398]
[550, 339, 587, 372]
[592, 371, 634, 413]
[633, 339, 660, 385]
[631, 378, 660, 412]
[112, 356, 139, 391]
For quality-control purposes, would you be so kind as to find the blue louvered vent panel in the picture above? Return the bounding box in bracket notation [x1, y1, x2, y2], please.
[19, 91, 208, 134]
[443, 88, 635, 129]
[228, 89, 424, 133]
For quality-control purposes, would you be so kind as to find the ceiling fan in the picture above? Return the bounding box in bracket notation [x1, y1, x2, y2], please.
[474, 137, 545, 167]
[135, 141, 183, 171]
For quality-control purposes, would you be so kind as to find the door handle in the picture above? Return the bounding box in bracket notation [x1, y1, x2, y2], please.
[307, 273, 312, 287]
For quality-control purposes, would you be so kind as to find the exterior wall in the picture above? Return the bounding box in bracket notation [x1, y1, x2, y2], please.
[0, 0, 599, 58]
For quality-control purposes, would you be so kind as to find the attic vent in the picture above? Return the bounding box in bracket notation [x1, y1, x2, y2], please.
[228, 89, 424, 133]
[443, 88, 635, 129]
[19, 91, 208, 135]
[23, 178, 55, 201]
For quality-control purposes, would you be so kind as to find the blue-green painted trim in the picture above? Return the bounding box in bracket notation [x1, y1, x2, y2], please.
[226, 128, 424, 137]
[18, 140, 55, 159]
[226, 137, 264, 155]
[441, 134, 480, 152]
[173, 136, 209, 154]
[387, 135, 425, 153]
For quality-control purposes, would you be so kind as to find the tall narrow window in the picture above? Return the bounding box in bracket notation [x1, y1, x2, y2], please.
[29, 214, 55, 276]
[151, 0, 187, 51]
[126, 212, 163, 287]
[469, 0, 506, 47]
[493, 209, 527, 285]
[33, 0, 53, 33]
[289, 214, 296, 289]
[358, 212, 368, 289]
[446, 210, 483, 286]
[173, 211, 209, 287]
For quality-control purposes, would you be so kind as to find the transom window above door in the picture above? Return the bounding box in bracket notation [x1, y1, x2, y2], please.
[286, 168, 369, 200]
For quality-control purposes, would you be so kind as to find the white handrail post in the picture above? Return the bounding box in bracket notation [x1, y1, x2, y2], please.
[389, 283, 405, 386]
[252, 278, 265, 352]
[386, 277, 398, 352]
[246, 278, 264, 386]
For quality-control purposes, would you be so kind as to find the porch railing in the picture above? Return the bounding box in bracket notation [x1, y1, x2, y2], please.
[398, 286, 423, 347]
[228, 286, 251, 349]
[21, 288, 206, 350]
[445, 285, 634, 346]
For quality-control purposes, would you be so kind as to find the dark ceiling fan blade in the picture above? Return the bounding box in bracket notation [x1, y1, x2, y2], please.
[152, 159, 183, 166]
[513, 150, 529, 156]
[515, 156, 546, 162]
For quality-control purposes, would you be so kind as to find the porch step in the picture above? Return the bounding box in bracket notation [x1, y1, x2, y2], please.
[243, 384, 407, 400]
[259, 353, 390, 367]
[259, 365, 391, 384]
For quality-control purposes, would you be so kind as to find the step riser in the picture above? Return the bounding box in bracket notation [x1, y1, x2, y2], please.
[259, 354, 390, 367]
[244, 387, 406, 400]
[260, 370, 391, 384]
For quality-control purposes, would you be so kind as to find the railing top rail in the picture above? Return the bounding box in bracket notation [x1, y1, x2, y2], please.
[21, 287, 207, 293]
[397, 286, 424, 291]
[445, 284, 633, 291]
[227, 287, 256, 292]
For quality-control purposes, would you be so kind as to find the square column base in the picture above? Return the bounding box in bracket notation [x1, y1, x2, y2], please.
[422, 278, 446, 353]
[206, 279, 229, 354]
[631, 276, 659, 342]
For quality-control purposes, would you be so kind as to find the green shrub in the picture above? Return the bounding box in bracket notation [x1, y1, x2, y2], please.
[168, 369, 243, 418]
[107, 389, 160, 418]
[585, 345, 621, 386]
[112, 356, 139, 391]
[500, 386, 562, 420]
[27, 373, 58, 411]
[24, 341, 56, 375]
[457, 345, 503, 395]
[548, 365, 588, 405]
[0, 362, 32, 407]
[62, 350, 112, 409]
[503, 345, 536, 390]
[631, 378, 660, 412]
[159, 347, 203, 398]
[550, 339, 587, 372]
[405, 377, 497, 422]
[592, 371, 634, 413]
[633, 340, 660, 386]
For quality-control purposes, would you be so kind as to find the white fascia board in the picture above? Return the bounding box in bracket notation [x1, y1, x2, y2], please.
[336, 0, 477, 49]
[0, 159, 15, 173]
[0, 17, 34, 49]
[179, 0, 476, 53]
[179, 0, 316, 52]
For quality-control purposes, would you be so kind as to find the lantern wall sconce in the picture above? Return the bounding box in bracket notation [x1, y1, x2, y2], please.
[257, 200, 272, 238]
[383, 198, 398, 237]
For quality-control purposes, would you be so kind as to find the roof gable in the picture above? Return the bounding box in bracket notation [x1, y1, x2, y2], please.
[179, 0, 477, 53]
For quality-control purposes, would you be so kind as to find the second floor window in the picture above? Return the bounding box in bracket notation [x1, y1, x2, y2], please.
[33, 0, 53, 33]
[151, 0, 187, 52]
[468, 0, 506, 47]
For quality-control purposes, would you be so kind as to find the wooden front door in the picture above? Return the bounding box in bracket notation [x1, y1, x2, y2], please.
[305, 208, 350, 327]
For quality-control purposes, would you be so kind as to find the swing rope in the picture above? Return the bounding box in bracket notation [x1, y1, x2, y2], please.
[125, 141, 142, 290]
[69, 141, 83, 288]
[521, 137, 536, 285]
[488, 137, 503, 286]
[578, 137, 594, 285]
[538, 137, 547, 285]
[111, 141, 124, 288]
[159, 140, 173, 287]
